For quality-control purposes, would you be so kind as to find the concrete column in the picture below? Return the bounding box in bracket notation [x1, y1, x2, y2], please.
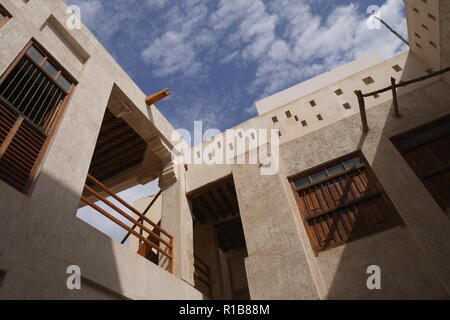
[232, 165, 320, 299]
[160, 164, 195, 285]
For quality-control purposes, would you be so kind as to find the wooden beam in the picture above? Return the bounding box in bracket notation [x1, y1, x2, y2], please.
[215, 186, 236, 217]
[145, 88, 172, 105]
[391, 77, 401, 117]
[213, 215, 240, 227]
[206, 190, 228, 219]
[355, 90, 369, 133]
[199, 194, 220, 222]
[192, 199, 208, 224]
[121, 190, 162, 244]
[186, 174, 234, 198]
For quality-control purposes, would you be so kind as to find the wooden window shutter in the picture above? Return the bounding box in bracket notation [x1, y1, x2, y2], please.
[392, 115, 450, 212]
[0, 41, 76, 194]
[291, 153, 402, 255]
[0, 104, 46, 192]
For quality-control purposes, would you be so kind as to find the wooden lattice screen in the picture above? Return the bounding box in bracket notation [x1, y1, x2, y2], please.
[291, 154, 402, 255]
[392, 115, 450, 212]
[0, 41, 75, 193]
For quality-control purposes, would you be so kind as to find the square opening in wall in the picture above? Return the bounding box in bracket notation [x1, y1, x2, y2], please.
[301, 120, 308, 127]
[334, 89, 343, 96]
[362, 77, 374, 85]
[272, 116, 278, 124]
[285, 111, 292, 118]
[392, 65, 402, 72]
[309, 100, 316, 107]
[343, 103, 351, 110]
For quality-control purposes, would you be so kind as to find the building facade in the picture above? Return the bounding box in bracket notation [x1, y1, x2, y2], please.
[0, 0, 449, 299]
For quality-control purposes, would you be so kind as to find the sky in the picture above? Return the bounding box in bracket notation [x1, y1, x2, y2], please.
[66, 0, 408, 133]
[67, 0, 409, 241]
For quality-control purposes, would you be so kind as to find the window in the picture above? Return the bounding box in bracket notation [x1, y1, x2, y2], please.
[290, 153, 402, 255]
[335, 89, 343, 96]
[415, 32, 421, 39]
[413, 7, 419, 13]
[362, 77, 374, 85]
[317, 114, 323, 121]
[343, 103, 351, 110]
[428, 13, 436, 21]
[392, 116, 450, 212]
[285, 111, 292, 118]
[301, 120, 308, 127]
[429, 41, 437, 49]
[0, 4, 11, 28]
[0, 41, 76, 193]
[309, 100, 316, 107]
[272, 116, 278, 124]
[294, 116, 299, 122]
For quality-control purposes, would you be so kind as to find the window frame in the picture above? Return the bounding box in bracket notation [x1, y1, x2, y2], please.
[289, 152, 403, 256]
[0, 39, 77, 195]
[391, 114, 450, 212]
[0, 4, 11, 28]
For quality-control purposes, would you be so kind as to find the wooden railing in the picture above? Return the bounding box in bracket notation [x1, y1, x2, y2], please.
[194, 254, 212, 298]
[81, 174, 174, 273]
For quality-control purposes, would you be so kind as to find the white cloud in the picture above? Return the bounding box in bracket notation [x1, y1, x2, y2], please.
[70, 0, 407, 130]
[67, 0, 144, 42]
[140, 0, 211, 76]
[142, 31, 203, 77]
[139, 0, 407, 96]
[246, 0, 408, 96]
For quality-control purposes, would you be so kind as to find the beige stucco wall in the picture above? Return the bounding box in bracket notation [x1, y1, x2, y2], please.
[0, 0, 200, 299]
[1, 0, 448, 300]
[185, 48, 450, 298]
[276, 78, 450, 299]
[405, 0, 441, 72]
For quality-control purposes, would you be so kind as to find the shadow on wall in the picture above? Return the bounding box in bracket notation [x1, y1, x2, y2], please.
[324, 52, 450, 299]
[0, 171, 128, 299]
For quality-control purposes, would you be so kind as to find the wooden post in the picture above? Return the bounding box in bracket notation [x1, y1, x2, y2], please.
[355, 90, 369, 132]
[391, 77, 401, 117]
[169, 238, 174, 274]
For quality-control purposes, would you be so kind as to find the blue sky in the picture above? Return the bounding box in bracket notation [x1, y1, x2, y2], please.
[68, 0, 408, 241]
[67, 0, 408, 135]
